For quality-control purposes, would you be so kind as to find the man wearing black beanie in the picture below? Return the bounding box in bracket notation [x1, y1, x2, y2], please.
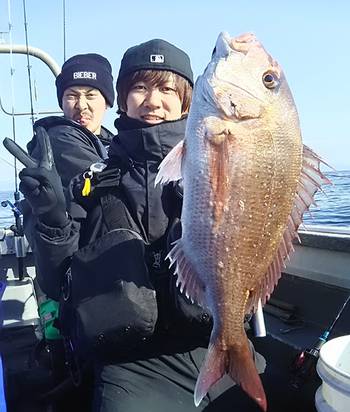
[18, 53, 116, 411]
[27, 53, 115, 190]
[11, 38, 265, 412]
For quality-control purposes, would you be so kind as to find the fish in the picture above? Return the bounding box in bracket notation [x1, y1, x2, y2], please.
[155, 32, 330, 411]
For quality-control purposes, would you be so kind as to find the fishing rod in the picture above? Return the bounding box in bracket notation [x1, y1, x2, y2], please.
[1, 0, 28, 281]
[290, 293, 350, 389]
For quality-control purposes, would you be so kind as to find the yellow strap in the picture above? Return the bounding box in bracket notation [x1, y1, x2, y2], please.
[82, 177, 91, 197]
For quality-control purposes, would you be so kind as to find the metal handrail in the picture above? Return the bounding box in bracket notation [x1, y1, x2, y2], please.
[0, 43, 62, 117]
[0, 95, 61, 116]
[0, 44, 60, 76]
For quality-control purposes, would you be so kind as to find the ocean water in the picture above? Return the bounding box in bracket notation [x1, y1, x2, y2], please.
[0, 171, 349, 229]
[302, 170, 350, 228]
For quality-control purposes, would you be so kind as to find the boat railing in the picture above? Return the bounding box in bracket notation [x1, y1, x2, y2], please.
[0, 43, 61, 117]
[0, 44, 60, 76]
[287, 225, 350, 289]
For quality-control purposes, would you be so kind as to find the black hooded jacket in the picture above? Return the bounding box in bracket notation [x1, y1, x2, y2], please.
[22, 116, 114, 245]
[33, 115, 212, 353]
[34, 115, 186, 297]
[108, 114, 185, 243]
[27, 116, 114, 189]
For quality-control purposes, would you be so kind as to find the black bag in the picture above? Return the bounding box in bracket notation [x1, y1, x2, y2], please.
[59, 227, 158, 358]
[147, 218, 213, 340]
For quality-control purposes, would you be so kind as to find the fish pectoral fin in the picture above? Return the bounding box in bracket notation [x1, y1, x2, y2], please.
[167, 239, 206, 307]
[207, 125, 232, 225]
[155, 139, 185, 187]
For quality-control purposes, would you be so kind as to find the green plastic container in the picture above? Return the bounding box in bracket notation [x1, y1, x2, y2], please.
[38, 299, 62, 340]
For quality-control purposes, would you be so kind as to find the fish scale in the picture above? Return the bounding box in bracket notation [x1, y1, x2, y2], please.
[156, 31, 330, 411]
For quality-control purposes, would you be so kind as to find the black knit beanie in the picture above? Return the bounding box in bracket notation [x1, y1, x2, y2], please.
[117, 39, 193, 88]
[55, 53, 115, 108]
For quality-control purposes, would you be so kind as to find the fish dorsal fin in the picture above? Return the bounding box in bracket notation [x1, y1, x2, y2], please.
[167, 239, 206, 307]
[155, 139, 185, 186]
[247, 145, 331, 312]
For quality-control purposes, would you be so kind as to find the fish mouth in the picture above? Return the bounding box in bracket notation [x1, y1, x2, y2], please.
[227, 32, 281, 76]
[229, 32, 259, 54]
[214, 32, 259, 60]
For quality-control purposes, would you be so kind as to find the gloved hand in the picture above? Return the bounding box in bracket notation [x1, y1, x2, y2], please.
[70, 164, 121, 211]
[3, 127, 69, 227]
[173, 180, 183, 199]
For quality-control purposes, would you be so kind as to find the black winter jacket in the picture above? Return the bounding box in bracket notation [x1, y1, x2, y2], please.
[27, 116, 114, 189]
[33, 115, 212, 352]
[22, 116, 114, 246]
[34, 115, 187, 294]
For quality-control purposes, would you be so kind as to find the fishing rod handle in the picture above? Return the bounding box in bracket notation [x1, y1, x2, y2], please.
[252, 299, 267, 337]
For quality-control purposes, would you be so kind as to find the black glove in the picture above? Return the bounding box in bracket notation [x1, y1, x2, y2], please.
[3, 127, 69, 227]
[173, 180, 183, 199]
[70, 164, 121, 211]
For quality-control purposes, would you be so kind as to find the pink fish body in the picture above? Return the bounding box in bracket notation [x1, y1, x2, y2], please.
[156, 32, 330, 411]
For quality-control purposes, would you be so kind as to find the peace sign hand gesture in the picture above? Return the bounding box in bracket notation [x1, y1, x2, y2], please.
[3, 127, 69, 227]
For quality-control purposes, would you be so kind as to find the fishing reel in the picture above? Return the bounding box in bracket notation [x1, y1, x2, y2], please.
[289, 294, 350, 389]
[1, 199, 21, 217]
[1, 194, 28, 279]
[289, 338, 325, 389]
[1, 198, 26, 255]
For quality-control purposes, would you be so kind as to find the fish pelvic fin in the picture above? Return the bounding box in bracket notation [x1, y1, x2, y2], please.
[155, 139, 185, 187]
[167, 239, 206, 306]
[194, 338, 267, 411]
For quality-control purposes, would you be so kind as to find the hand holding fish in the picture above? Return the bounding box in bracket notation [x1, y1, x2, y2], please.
[3, 127, 68, 227]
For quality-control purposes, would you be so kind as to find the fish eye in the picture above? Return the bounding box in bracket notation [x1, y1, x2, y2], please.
[262, 71, 279, 89]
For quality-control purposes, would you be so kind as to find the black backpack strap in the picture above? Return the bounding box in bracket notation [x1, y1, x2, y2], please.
[87, 158, 145, 237]
[99, 189, 142, 235]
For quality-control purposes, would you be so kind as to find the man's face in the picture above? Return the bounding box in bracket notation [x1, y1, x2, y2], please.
[62, 86, 107, 134]
[126, 75, 183, 124]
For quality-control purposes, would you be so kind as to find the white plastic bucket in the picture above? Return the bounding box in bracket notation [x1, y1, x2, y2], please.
[315, 335, 350, 412]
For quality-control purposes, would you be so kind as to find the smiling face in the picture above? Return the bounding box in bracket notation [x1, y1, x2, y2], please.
[125, 73, 183, 124]
[62, 86, 107, 134]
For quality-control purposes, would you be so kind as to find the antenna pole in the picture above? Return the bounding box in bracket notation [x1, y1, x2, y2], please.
[63, 0, 67, 61]
[22, 0, 35, 127]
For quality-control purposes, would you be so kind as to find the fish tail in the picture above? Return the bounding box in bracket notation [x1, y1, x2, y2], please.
[194, 338, 267, 411]
[227, 340, 267, 411]
[194, 341, 226, 407]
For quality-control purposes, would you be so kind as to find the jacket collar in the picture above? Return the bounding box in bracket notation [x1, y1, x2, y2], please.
[109, 114, 186, 163]
[28, 116, 114, 159]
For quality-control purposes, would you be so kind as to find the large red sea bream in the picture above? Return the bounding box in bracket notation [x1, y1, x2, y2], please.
[156, 32, 330, 411]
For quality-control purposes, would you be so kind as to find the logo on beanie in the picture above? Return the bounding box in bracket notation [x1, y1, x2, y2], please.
[73, 71, 97, 80]
[150, 54, 164, 63]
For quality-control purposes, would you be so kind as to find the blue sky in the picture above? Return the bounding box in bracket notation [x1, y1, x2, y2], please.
[0, 0, 349, 189]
